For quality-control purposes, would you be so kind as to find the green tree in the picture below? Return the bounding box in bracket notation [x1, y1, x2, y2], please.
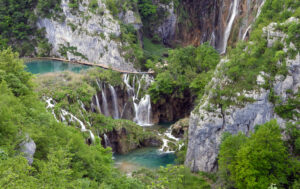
[234, 120, 288, 188]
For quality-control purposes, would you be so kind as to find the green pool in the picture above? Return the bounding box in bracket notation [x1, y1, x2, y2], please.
[25, 60, 90, 74]
[114, 147, 175, 171]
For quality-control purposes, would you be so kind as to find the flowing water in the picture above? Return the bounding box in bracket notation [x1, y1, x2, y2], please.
[221, 0, 239, 54]
[109, 85, 120, 119]
[25, 60, 90, 74]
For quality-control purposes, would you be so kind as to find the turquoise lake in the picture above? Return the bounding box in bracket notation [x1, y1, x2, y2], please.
[114, 147, 175, 172]
[25, 60, 90, 74]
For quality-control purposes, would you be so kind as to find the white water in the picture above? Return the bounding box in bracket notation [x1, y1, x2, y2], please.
[44, 96, 95, 142]
[94, 94, 102, 113]
[45, 97, 59, 122]
[159, 128, 180, 153]
[101, 85, 109, 116]
[221, 0, 239, 54]
[103, 133, 111, 148]
[109, 84, 120, 119]
[123, 74, 153, 126]
[61, 109, 95, 142]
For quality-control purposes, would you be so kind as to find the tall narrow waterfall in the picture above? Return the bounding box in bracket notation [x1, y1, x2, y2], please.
[109, 85, 119, 119]
[136, 95, 152, 126]
[103, 134, 111, 148]
[101, 85, 109, 116]
[221, 0, 239, 54]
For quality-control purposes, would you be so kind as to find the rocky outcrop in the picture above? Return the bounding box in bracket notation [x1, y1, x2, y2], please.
[185, 19, 300, 172]
[152, 89, 195, 123]
[171, 118, 189, 138]
[19, 137, 36, 165]
[37, 0, 136, 72]
[156, 1, 177, 45]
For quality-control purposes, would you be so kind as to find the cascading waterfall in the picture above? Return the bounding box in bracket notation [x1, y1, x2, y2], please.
[136, 95, 152, 126]
[109, 84, 119, 119]
[221, 0, 239, 54]
[122, 74, 153, 126]
[44, 97, 95, 142]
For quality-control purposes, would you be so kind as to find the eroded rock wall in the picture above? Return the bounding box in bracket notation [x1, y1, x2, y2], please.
[37, 0, 136, 72]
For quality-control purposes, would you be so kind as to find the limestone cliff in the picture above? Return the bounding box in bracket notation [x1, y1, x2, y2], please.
[185, 18, 300, 172]
[156, 0, 265, 53]
[37, 0, 136, 72]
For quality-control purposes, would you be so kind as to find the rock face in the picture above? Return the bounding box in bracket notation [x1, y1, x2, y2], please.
[152, 89, 195, 123]
[37, 0, 136, 72]
[185, 19, 300, 172]
[159, 0, 265, 52]
[20, 138, 36, 165]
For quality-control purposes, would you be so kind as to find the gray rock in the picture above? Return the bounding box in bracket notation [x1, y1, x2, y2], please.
[37, 0, 136, 72]
[156, 2, 177, 44]
[20, 138, 36, 165]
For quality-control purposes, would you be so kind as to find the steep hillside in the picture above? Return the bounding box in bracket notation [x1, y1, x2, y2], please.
[185, 0, 299, 172]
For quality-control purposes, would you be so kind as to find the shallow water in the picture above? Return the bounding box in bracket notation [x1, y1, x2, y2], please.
[25, 60, 90, 74]
[114, 147, 175, 170]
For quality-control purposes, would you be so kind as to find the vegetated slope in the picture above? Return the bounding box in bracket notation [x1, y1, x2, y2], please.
[0, 48, 145, 188]
[185, 0, 299, 183]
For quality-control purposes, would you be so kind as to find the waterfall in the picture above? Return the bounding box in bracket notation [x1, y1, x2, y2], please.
[94, 95, 102, 113]
[159, 128, 180, 153]
[101, 85, 109, 116]
[221, 0, 239, 54]
[61, 109, 95, 142]
[136, 95, 152, 126]
[242, 25, 251, 40]
[242, 0, 266, 41]
[109, 84, 120, 119]
[122, 74, 153, 126]
[45, 97, 59, 122]
[44, 96, 95, 142]
[103, 134, 111, 148]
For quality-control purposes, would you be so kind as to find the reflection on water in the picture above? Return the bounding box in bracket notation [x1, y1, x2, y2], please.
[25, 60, 90, 74]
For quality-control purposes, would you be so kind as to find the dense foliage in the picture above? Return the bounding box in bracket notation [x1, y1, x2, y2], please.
[0, 48, 145, 188]
[133, 165, 211, 189]
[148, 42, 220, 103]
[218, 120, 300, 189]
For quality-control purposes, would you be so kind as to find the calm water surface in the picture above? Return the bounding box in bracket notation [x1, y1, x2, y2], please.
[25, 60, 90, 74]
